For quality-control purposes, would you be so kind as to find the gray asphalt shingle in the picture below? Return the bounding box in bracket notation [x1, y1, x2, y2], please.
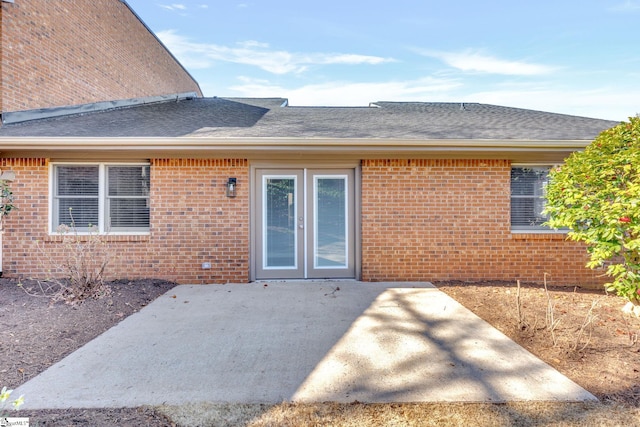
[0, 98, 618, 140]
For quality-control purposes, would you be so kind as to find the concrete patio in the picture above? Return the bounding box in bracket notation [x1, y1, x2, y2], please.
[15, 281, 595, 409]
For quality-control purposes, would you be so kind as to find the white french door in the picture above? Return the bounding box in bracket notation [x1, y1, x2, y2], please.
[255, 168, 355, 279]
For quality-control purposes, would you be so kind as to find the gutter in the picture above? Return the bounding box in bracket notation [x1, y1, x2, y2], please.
[0, 136, 593, 148]
[0, 137, 591, 161]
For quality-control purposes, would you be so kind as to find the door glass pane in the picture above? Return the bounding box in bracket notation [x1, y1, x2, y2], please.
[315, 177, 347, 268]
[265, 177, 297, 268]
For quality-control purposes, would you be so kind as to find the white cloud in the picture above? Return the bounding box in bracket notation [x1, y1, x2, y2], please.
[159, 4, 187, 11]
[609, 0, 640, 11]
[237, 40, 270, 49]
[420, 49, 555, 76]
[228, 76, 462, 106]
[219, 76, 638, 121]
[156, 30, 395, 74]
[465, 86, 638, 121]
[315, 54, 391, 66]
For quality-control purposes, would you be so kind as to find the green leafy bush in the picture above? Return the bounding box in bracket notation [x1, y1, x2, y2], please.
[0, 178, 16, 225]
[545, 117, 640, 306]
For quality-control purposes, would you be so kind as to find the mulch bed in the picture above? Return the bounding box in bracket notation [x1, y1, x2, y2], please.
[436, 280, 640, 406]
[0, 277, 177, 426]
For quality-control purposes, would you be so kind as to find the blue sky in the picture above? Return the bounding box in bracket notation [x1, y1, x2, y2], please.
[125, 0, 639, 121]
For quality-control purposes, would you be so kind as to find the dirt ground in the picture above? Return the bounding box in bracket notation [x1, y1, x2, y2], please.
[0, 278, 178, 426]
[1, 278, 639, 426]
[436, 280, 640, 406]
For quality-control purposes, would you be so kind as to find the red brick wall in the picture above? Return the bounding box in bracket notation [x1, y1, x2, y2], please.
[149, 159, 249, 283]
[0, 157, 603, 286]
[0, 4, 4, 114]
[1, 0, 201, 114]
[0, 158, 50, 276]
[0, 158, 249, 284]
[360, 159, 603, 286]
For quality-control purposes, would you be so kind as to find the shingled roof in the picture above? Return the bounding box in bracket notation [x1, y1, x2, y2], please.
[0, 98, 617, 140]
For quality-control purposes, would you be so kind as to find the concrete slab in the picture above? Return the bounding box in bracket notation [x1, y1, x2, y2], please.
[15, 282, 596, 409]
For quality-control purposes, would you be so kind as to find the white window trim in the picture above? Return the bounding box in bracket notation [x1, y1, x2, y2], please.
[510, 163, 567, 234]
[49, 162, 151, 235]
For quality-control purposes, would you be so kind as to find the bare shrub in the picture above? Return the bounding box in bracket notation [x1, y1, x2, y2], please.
[513, 280, 540, 338]
[33, 223, 115, 304]
[512, 275, 605, 351]
[515, 280, 525, 330]
[621, 313, 639, 347]
[572, 298, 600, 352]
[542, 274, 562, 347]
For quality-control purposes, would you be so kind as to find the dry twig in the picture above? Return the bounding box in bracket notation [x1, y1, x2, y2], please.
[543, 273, 561, 346]
[572, 298, 600, 352]
[516, 280, 526, 330]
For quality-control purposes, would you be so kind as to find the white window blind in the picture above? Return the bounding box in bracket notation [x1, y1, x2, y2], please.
[510, 167, 551, 231]
[54, 166, 99, 230]
[107, 166, 150, 231]
[53, 164, 150, 233]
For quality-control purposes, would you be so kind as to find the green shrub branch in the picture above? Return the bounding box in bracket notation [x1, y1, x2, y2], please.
[545, 117, 640, 305]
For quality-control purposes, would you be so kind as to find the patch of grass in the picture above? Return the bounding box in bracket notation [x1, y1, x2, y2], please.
[159, 401, 639, 427]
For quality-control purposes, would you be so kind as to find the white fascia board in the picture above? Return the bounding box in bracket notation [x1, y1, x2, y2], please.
[0, 137, 591, 162]
[0, 137, 592, 149]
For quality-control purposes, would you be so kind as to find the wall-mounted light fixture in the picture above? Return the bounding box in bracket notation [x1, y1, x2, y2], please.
[226, 177, 237, 198]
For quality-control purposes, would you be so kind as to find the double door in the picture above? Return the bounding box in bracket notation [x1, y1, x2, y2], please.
[255, 168, 355, 279]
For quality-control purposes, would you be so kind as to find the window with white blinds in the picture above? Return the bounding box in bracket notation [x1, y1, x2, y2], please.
[53, 164, 150, 233]
[510, 166, 552, 232]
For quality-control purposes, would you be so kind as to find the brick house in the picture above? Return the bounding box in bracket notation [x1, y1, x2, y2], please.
[0, 1, 618, 285]
[0, 0, 201, 121]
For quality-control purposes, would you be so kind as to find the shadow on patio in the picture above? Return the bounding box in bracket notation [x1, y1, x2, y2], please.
[292, 287, 594, 403]
[14, 282, 593, 409]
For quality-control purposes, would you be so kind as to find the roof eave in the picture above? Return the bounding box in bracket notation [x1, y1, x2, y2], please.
[0, 137, 590, 162]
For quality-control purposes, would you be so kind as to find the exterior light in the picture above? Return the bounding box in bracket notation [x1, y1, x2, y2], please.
[226, 177, 237, 197]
